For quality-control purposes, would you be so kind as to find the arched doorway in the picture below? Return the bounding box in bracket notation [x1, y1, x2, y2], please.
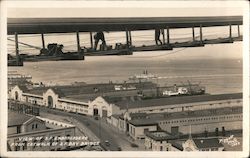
[15, 91, 18, 100]
[47, 96, 53, 108]
[93, 108, 99, 116]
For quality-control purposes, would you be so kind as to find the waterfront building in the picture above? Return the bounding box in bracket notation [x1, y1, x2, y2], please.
[126, 107, 242, 140]
[9, 82, 156, 117]
[110, 93, 242, 114]
[10, 85, 242, 119]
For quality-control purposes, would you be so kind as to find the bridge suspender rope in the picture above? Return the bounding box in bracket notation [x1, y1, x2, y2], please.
[125, 29, 132, 48]
[90, 32, 93, 49]
[41, 33, 45, 49]
[126, 29, 129, 47]
[76, 31, 84, 60]
[166, 27, 170, 45]
[199, 25, 203, 43]
[192, 27, 195, 42]
[162, 29, 166, 44]
[15, 32, 20, 65]
[76, 31, 80, 52]
[237, 25, 240, 37]
[229, 23, 232, 39]
[129, 31, 132, 46]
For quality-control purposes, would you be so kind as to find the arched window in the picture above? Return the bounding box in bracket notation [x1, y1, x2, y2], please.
[47, 96, 53, 108]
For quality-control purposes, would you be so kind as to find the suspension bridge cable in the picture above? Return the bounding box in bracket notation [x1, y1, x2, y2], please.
[125, 48, 187, 59]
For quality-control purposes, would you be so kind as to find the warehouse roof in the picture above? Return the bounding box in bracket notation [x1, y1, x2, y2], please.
[128, 106, 242, 126]
[115, 93, 242, 109]
[17, 81, 155, 99]
[8, 111, 33, 127]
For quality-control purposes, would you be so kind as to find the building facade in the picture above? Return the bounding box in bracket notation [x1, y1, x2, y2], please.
[10, 85, 242, 121]
[158, 107, 242, 135]
[182, 138, 224, 151]
[7, 111, 76, 151]
[144, 131, 182, 151]
[124, 107, 242, 140]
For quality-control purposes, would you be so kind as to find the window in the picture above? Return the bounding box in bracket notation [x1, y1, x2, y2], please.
[17, 126, 21, 134]
[35, 124, 38, 129]
[160, 146, 163, 151]
[32, 124, 34, 129]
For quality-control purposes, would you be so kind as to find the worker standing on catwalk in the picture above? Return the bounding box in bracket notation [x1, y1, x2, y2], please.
[155, 28, 162, 45]
[94, 31, 106, 50]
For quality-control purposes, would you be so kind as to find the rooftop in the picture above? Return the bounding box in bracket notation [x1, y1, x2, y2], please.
[128, 106, 242, 126]
[114, 93, 242, 109]
[193, 138, 224, 149]
[18, 81, 156, 101]
[8, 111, 33, 126]
[169, 140, 184, 151]
[146, 131, 175, 141]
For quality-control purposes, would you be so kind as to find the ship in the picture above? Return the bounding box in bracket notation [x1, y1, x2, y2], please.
[162, 82, 206, 97]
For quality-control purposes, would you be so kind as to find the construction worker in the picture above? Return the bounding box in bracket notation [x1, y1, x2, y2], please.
[155, 28, 162, 45]
[94, 31, 106, 50]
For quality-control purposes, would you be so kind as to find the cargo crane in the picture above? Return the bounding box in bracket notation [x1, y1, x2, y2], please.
[185, 80, 206, 95]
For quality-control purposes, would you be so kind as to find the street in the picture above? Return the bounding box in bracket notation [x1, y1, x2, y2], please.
[10, 101, 146, 151]
[37, 106, 120, 151]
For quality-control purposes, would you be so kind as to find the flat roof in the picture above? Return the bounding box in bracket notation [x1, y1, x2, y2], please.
[115, 93, 242, 110]
[145, 131, 175, 141]
[8, 16, 242, 34]
[128, 106, 242, 126]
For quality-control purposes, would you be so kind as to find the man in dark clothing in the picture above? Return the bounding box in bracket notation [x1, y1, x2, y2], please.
[155, 28, 162, 45]
[94, 31, 106, 50]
